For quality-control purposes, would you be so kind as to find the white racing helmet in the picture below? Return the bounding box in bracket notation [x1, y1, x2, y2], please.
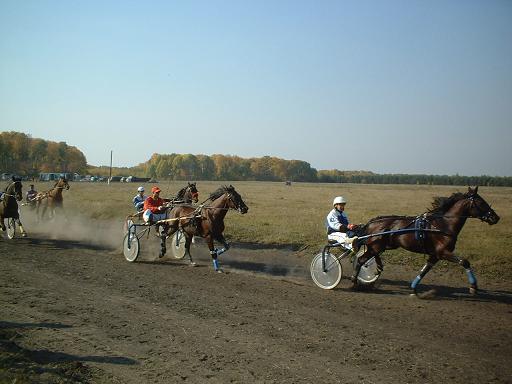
[333, 196, 347, 206]
[137, 186, 145, 192]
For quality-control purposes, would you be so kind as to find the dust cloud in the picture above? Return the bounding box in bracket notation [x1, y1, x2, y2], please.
[18, 206, 123, 250]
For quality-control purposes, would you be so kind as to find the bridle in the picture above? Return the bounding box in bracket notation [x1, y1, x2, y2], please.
[467, 195, 495, 222]
[200, 192, 242, 212]
[430, 195, 495, 222]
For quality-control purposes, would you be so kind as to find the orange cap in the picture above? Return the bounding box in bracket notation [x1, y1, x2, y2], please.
[151, 186, 161, 193]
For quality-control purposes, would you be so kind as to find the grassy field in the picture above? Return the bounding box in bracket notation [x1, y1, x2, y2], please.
[27, 180, 511, 279]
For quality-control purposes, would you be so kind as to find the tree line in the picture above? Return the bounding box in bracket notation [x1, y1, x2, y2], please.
[0, 131, 87, 176]
[2, 131, 511, 186]
[317, 169, 512, 187]
[115, 153, 319, 182]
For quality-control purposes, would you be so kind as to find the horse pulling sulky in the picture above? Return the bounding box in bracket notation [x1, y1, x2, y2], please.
[311, 187, 499, 295]
[123, 183, 199, 262]
[0, 176, 27, 239]
[34, 176, 70, 221]
[123, 184, 249, 273]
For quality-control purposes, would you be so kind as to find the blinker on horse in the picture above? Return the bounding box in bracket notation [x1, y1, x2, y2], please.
[0, 176, 27, 237]
[355, 186, 499, 295]
[164, 185, 248, 272]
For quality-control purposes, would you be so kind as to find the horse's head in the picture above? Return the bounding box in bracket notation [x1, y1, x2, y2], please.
[225, 185, 248, 214]
[7, 176, 23, 202]
[187, 182, 199, 203]
[59, 177, 70, 190]
[466, 186, 500, 225]
[177, 182, 199, 203]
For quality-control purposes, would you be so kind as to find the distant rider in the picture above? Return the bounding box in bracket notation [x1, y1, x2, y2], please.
[326, 196, 358, 250]
[26, 184, 38, 206]
[133, 186, 147, 212]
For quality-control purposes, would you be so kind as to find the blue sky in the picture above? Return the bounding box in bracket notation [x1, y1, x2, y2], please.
[1, 0, 511, 176]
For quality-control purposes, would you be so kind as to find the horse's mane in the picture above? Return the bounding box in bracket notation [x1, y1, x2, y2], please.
[428, 192, 467, 214]
[209, 185, 234, 200]
[176, 185, 188, 198]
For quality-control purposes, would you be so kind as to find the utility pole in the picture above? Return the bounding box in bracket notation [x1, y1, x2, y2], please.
[108, 150, 113, 185]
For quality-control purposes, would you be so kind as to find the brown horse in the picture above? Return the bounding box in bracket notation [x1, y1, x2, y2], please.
[354, 186, 499, 295]
[0, 177, 27, 237]
[164, 185, 248, 271]
[36, 177, 70, 221]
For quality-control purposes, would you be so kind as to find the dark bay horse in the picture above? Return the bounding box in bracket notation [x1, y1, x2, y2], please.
[355, 187, 499, 295]
[0, 177, 27, 237]
[164, 185, 248, 271]
[36, 177, 70, 220]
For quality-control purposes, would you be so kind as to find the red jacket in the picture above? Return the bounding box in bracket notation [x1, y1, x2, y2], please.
[144, 196, 166, 214]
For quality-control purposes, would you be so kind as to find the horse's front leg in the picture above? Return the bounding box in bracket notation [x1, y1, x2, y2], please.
[445, 254, 478, 295]
[41, 204, 48, 221]
[16, 217, 27, 237]
[410, 255, 438, 295]
[206, 235, 222, 272]
[0, 217, 5, 232]
[214, 234, 230, 256]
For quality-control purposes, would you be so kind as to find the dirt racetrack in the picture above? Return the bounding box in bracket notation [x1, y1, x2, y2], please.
[1, 230, 512, 383]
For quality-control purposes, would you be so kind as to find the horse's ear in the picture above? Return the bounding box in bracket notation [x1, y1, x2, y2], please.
[474, 186, 479, 194]
[12, 176, 15, 181]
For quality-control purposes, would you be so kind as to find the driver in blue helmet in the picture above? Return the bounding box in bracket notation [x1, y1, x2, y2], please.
[326, 196, 358, 250]
[133, 186, 147, 212]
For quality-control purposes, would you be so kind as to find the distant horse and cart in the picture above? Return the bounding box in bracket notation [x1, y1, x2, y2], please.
[31, 176, 71, 221]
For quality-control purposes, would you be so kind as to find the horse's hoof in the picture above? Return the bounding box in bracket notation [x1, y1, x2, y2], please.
[189, 262, 197, 267]
[21, 233, 27, 237]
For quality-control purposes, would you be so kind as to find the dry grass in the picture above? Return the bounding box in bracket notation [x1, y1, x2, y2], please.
[27, 180, 512, 279]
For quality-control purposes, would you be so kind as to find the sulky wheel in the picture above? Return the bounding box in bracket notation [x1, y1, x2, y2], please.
[169, 229, 187, 259]
[310, 251, 342, 289]
[123, 232, 140, 262]
[354, 255, 381, 285]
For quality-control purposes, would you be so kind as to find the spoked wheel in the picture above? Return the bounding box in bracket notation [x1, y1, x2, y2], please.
[7, 218, 16, 239]
[354, 255, 381, 285]
[123, 232, 140, 262]
[169, 229, 186, 259]
[310, 252, 342, 289]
